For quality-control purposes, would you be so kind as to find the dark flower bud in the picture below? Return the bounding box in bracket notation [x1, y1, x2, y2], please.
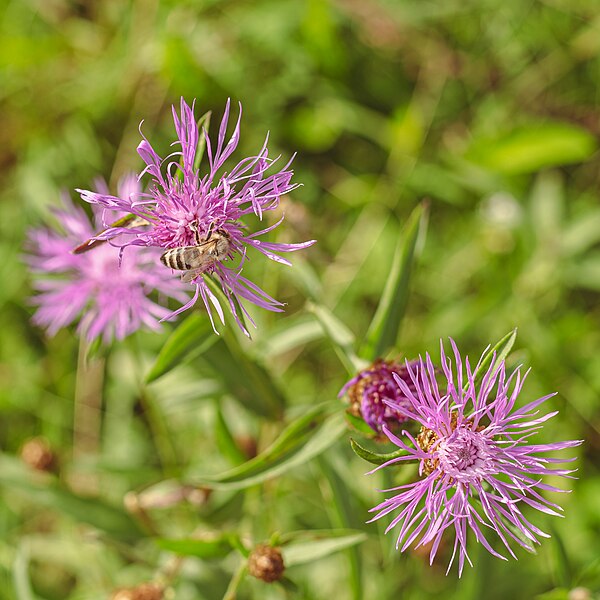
[340, 359, 417, 434]
[20, 437, 57, 472]
[247, 544, 285, 583]
[111, 583, 163, 600]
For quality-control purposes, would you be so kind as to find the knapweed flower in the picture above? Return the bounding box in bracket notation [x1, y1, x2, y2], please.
[369, 340, 582, 575]
[340, 359, 417, 434]
[26, 177, 189, 344]
[77, 98, 315, 336]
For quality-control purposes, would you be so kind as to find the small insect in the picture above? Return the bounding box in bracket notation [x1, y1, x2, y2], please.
[160, 223, 231, 283]
[72, 214, 150, 254]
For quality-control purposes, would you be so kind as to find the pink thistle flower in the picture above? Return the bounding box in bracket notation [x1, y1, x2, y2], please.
[76, 99, 315, 336]
[368, 339, 582, 576]
[339, 359, 418, 435]
[26, 177, 189, 344]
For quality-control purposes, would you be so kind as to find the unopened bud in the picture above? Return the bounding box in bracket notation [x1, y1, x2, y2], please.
[569, 588, 592, 600]
[20, 437, 56, 472]
[111, 583, 163, 600]
[247, 544, 285, 583]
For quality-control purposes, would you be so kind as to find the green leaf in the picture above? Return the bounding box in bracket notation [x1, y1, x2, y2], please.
[549, 523, 573, 588]
[361, 202, 427, 360]
[204, 338, 286, 420]
[194, 110, 212, 171]
[344, 412, 376, 436]
[199, 275, 288, 418]
[12, 543, 35, 600]
[349, 438, 409, 466]
[467, 328, 518, 392]
[0, 456, 144, 541]
[534, 589, 570, 600]
[191, 406, 345, 490]
[156, 534, 234, 559]
[466, 122, 597, 175]
[257, 314, 324, 360]
[317, 457, 365, 599]
[214, 401, 247, 465]
[307, 301, 366, 375]
[146, 313, 216, 383]
[281, 531, 367, 567]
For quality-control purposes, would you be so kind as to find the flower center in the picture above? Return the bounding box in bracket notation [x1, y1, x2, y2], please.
[417, 420, 496, 481]
[438, 427, 495, 482]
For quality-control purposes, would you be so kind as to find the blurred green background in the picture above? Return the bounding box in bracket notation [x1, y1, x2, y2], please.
[1, 0, 599, 598]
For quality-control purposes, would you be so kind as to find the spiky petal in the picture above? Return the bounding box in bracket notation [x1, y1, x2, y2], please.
[26, 179, 189, 344]
[77, 98, 315, 336]
[368, 339, 582, 576]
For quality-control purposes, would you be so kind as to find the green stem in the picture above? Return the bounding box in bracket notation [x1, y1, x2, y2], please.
[138, 386, 180, 474]
[223, 562, 247, 600]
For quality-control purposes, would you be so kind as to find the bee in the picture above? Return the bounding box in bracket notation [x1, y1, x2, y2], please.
[160, 223, 231, 283]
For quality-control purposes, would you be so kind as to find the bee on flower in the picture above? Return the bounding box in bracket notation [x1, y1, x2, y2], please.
[77, 99, 315, 336]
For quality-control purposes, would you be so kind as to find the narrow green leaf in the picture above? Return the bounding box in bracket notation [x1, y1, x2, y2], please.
[257, 315, 324, 360]
[307, 301, 366, 375]
[349, 438, 409, 466]
[361, 202, 427, 360]
[549, 523, 573, 588]
[465, 122, 597, 175]
[467, 328, 518, 392]
[146, 313, 216, 383]
[191, 408, 345, 490]
[156, 534, 233, 559]
[204, 338, 286, 419]
[282, 532, 367, 567]
[214, 401, 247, 465]
[194, 110, 212, 171]
[12, 544, 35, 600]
[318, 457, 365, 600]
[200, 275, 288, 417]
[0, 456, 144, 541]
[345, 412, 376, 436]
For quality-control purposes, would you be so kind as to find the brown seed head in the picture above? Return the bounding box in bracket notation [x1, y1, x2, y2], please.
[247, 544, 285, 583]
[569, 588, 592, 600]
[20, 437, 56, 472]
[111, 583, 163, 600]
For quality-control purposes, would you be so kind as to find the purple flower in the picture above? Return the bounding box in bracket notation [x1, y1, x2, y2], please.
[340, 359, 417, 435]
[368, 340, 582, 576]
[26, 177, 189, 344]
[76, 99, 315, 336]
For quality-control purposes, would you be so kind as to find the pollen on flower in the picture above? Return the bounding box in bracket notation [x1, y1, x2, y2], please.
[416, 426, 439, 476]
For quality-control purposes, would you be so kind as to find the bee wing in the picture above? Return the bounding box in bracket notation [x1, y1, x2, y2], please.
[195, 237, 219, 249]
[181, 269, 202, 283]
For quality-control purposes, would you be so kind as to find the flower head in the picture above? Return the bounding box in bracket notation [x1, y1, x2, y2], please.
[26, 178, 189, 344]
[340, 359, 417, 434]
[368, 339, 581, 576]
[77, 99, 315, 336]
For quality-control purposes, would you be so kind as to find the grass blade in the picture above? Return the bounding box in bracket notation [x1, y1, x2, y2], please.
[361, 202, 427, 360]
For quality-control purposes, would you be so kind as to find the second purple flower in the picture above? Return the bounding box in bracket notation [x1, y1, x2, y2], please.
[77, 99, 315, 336]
